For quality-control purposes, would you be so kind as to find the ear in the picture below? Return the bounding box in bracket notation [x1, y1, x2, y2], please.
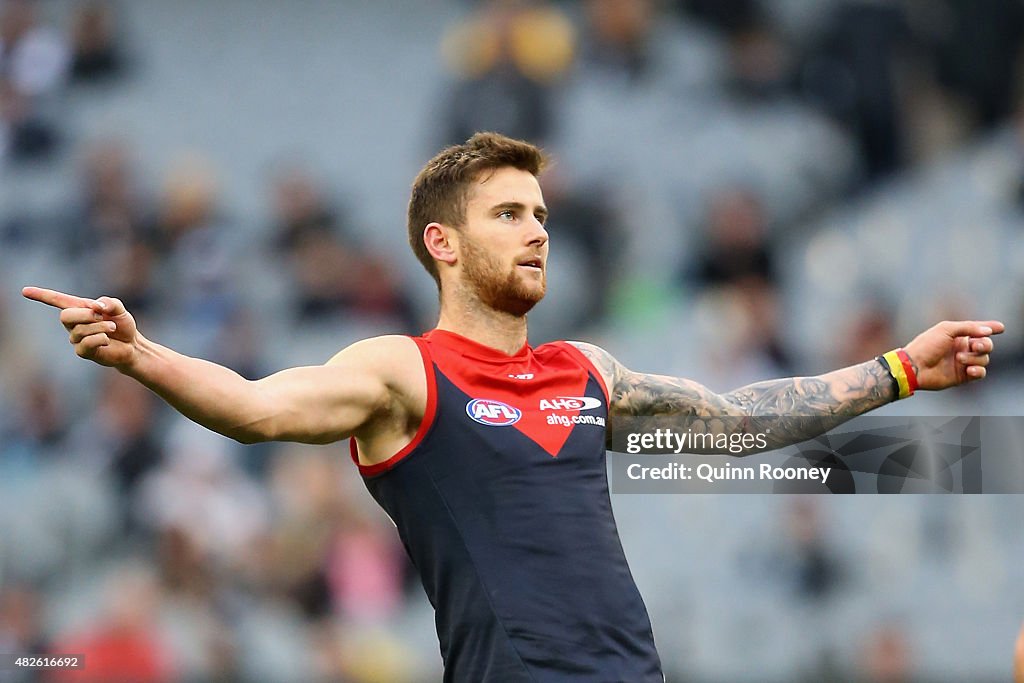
[424, 222, 458, 267]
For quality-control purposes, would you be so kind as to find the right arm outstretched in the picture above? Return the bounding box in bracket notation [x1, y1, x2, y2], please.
[22, 287, 411, 445]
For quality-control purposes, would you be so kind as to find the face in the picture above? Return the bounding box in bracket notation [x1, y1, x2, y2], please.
[456, 167, 549, 316]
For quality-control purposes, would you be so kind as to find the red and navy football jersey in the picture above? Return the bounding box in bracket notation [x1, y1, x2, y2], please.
[351, 329, 664, 682]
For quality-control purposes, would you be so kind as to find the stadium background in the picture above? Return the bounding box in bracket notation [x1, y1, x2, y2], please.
[1, 0, 1023, 680]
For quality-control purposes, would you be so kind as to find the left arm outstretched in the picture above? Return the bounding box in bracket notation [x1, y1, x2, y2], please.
[571, 319, 1003, 453]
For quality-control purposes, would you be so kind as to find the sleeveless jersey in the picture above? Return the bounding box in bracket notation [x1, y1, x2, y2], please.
[350, 329, 664, 682]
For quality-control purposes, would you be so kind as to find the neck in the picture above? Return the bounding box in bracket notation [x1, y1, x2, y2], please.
[436, 288, 529, 356]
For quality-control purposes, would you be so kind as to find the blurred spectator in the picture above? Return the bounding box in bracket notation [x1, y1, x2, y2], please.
[684, 186, 777, 289]
[156, 525, 215, 600]
[0, 585, 48, 666]
[688, 277, 794, 386]
[580, 0, 656, 85]
[259, 447, 406, 623]
[833, 301, 898, 368]
[269, 166, 419, 331]
[680, 0, 793, 101]
[731, 275, 794, 374]
[725, 20, 794, 102]
[327, 503, 406, 623]
[0, 373, 67, 473]
[153, 155, 241, 349]
[149, 526, 249, 680]
[51, 563, 175, 683]
[331, 623, 420, 683]
[859, 621, 913, 683]
[674, 0, 761, 34]
[677, 187, 795, 377]
[0, 0, 68, 162]
[206, 305, 264, 382]
[799, 1, 912, 180]
[781, 499, 845, 603]
[65, 139, 158, 315]
[271, 165, 338, 252]
[250, 448, 339, 620]
[309, 619, 348, 683]
[538, 168, 622, 328]
[69, 372, 163, 530]
[135, 420, 268, 568]
[439, 0, 574, 145]
[924, 0, 1024, 130]
[577, 0, 721, 90]
[68, 1, 126, 84]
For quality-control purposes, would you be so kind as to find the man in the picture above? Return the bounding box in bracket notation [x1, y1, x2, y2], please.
[24, 133, 1003, 681]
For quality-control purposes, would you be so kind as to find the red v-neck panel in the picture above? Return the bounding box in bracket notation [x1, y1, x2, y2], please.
[423, 333, 596, 457]
[350, 330, 609, 467]
[422, 329, 531, 363]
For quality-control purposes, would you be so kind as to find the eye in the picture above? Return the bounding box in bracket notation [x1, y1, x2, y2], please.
[498, 210, 515, 221]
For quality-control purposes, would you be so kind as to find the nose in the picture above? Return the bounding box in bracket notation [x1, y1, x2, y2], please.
[525, 216, 548, 247]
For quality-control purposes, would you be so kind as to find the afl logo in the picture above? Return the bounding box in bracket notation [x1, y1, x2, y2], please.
[466, 398, 522, 426]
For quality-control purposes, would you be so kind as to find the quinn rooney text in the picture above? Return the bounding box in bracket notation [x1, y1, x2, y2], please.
[626, 462, 833, 484]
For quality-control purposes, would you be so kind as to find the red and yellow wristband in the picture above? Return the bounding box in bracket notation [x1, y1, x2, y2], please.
[876, 349, 919, 400]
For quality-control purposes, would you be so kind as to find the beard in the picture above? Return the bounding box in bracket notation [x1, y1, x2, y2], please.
[460, 234, 545, 317]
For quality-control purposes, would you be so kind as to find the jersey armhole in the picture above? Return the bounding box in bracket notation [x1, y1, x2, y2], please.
[350, 336, 438, 477]
[558, 341, 611, 405]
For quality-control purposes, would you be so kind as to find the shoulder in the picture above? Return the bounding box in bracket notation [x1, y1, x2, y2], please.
[564, 341, 625, 393]
[326, 334, 427, 401]
[327, 334, 422, 368]
[564, 341, 622, 370]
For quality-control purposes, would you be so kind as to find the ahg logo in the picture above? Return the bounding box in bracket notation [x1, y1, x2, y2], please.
[466, 399, 522, 426]
[539, 396, 603, 411]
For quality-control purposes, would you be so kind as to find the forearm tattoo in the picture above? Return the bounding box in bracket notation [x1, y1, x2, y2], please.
[571, 342, 896, 454]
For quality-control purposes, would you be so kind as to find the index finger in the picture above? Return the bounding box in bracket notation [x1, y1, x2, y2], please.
[978, 320, 1006, 335]
[22, 286, 96, 311]
[943, 320, 1006, 338]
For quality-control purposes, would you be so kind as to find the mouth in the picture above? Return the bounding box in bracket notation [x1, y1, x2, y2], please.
[517, 257, 543, 271]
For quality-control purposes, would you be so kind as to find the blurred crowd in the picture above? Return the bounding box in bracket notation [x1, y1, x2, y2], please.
[1, 0, 1023, 681]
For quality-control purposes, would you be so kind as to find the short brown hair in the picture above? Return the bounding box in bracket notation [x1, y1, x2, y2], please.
[408, 132, 547, 287]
